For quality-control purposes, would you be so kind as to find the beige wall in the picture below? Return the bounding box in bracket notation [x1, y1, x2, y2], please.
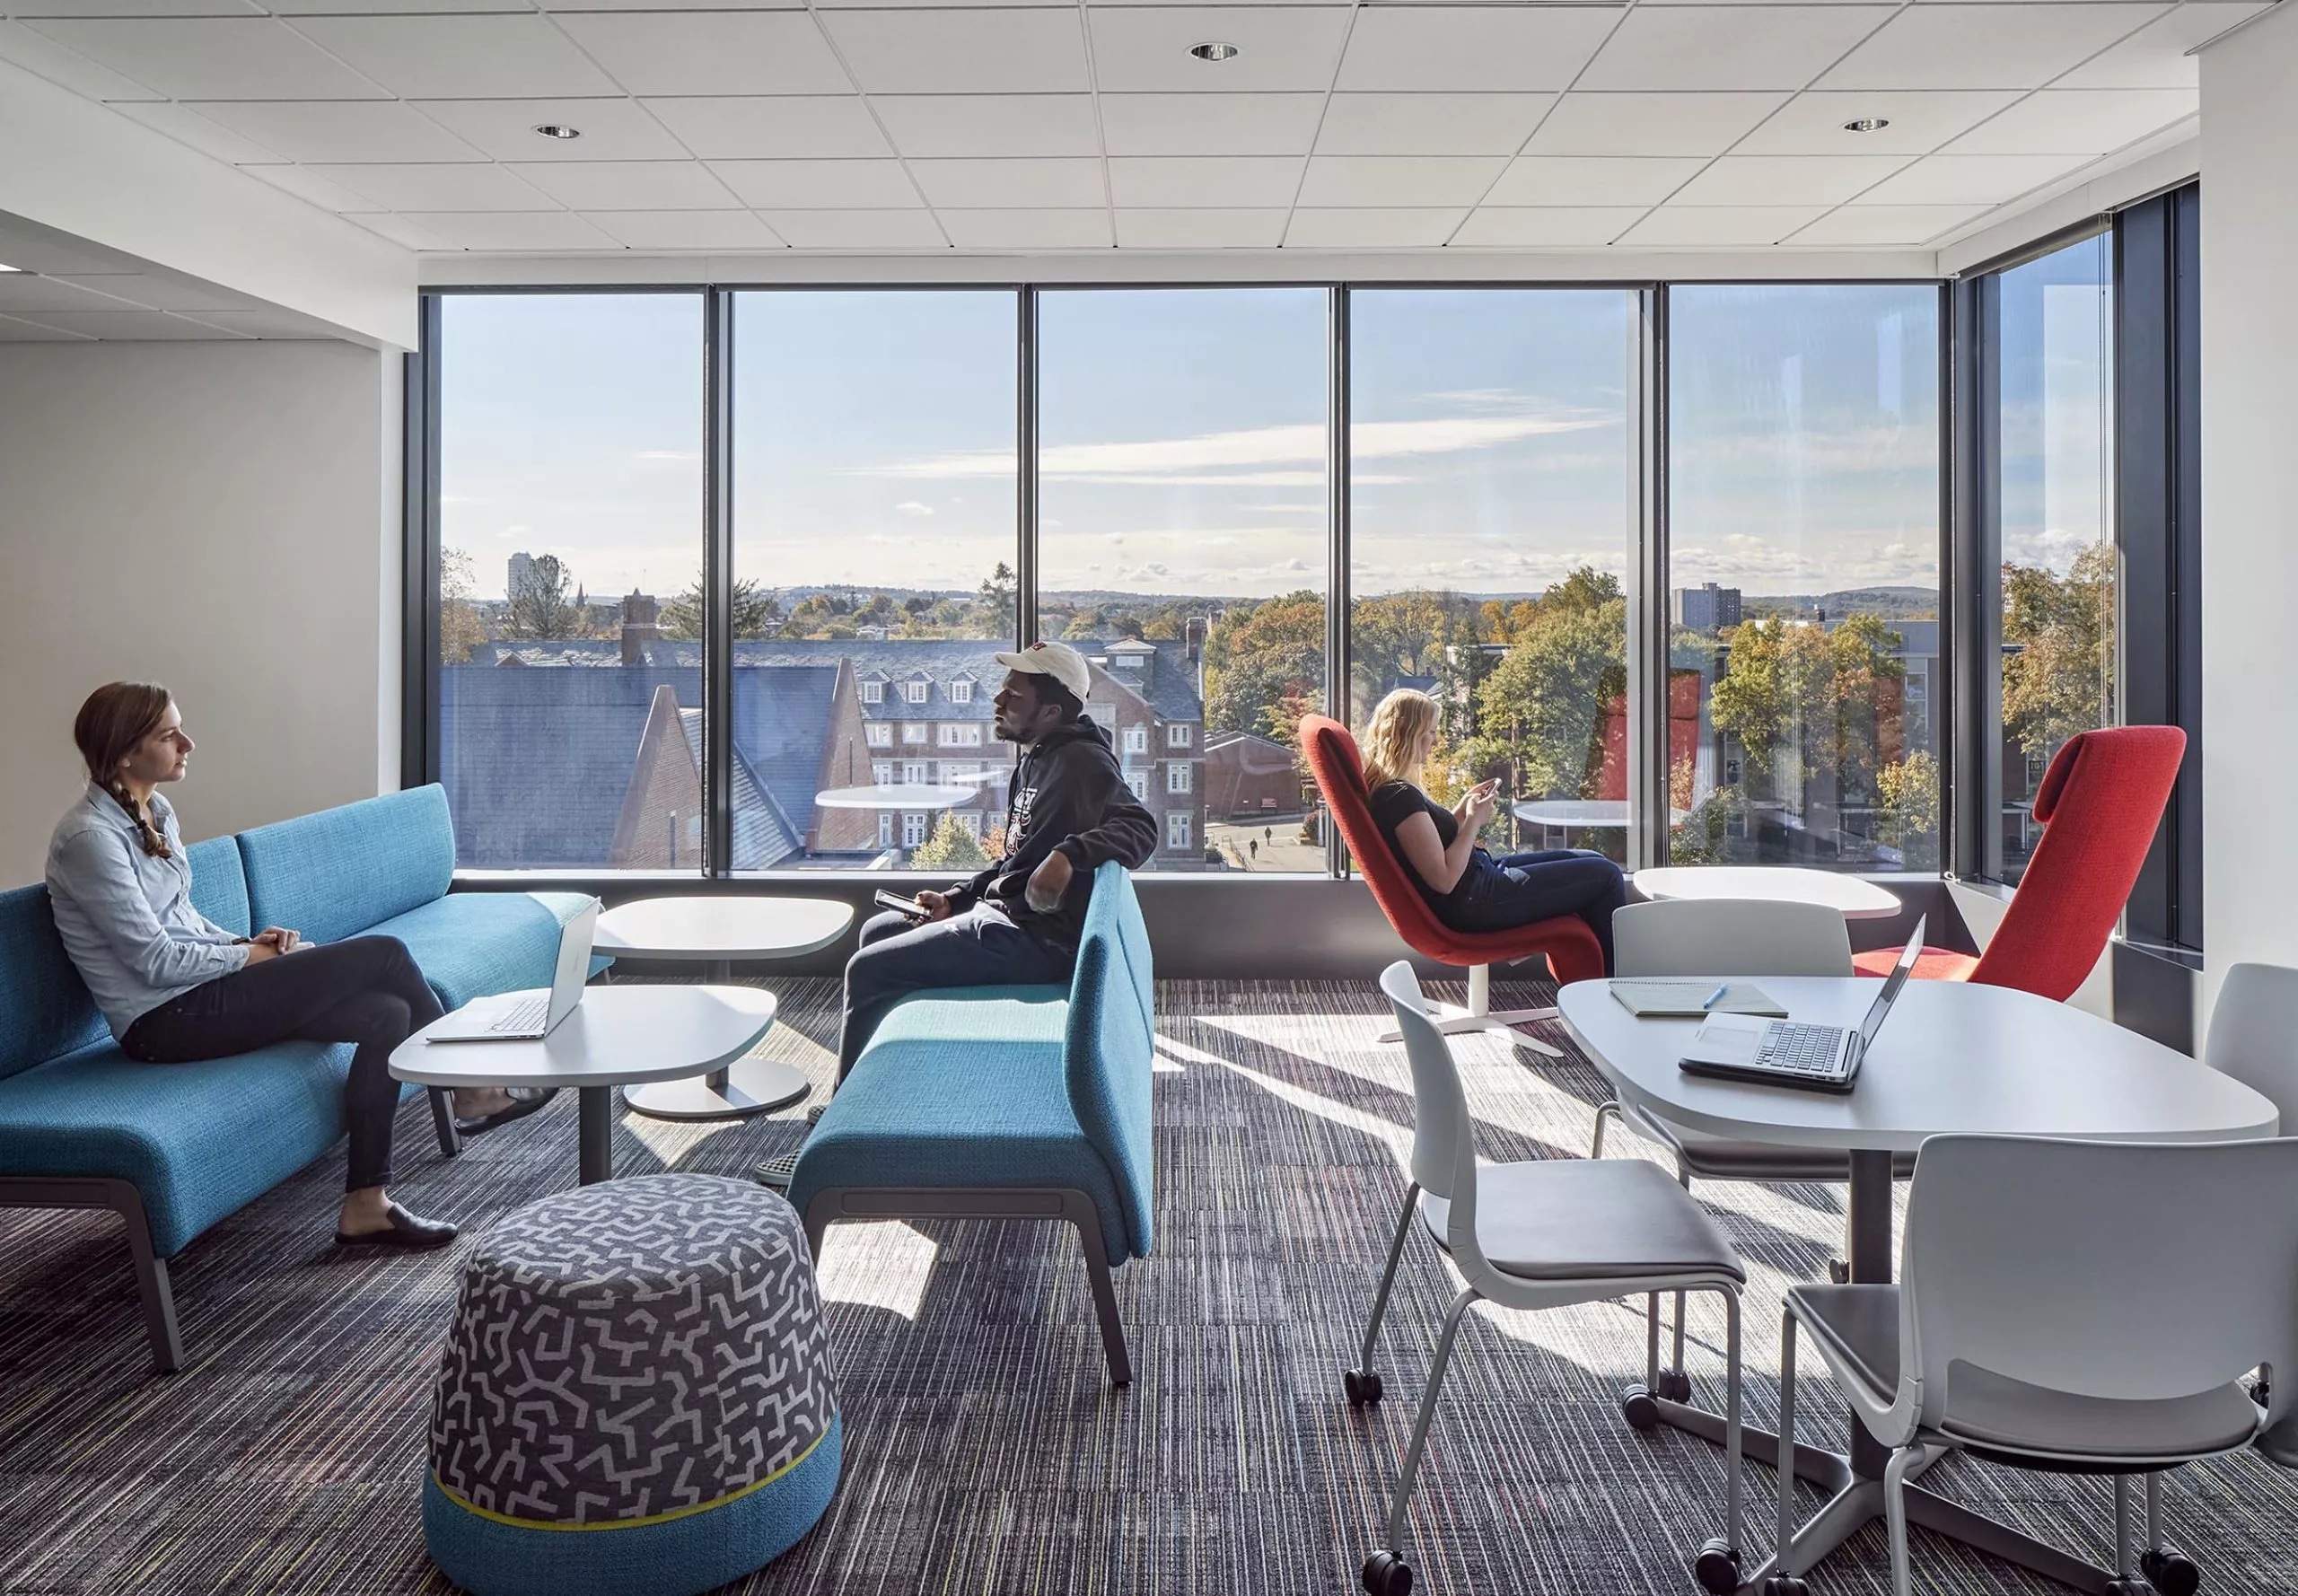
[0, 339, 400, 887]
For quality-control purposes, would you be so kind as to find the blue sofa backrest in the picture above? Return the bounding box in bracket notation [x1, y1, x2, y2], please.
[1065, 864, 1156, 1259]
[238, 785, 454, 946]
[0, 833, 250, 1081]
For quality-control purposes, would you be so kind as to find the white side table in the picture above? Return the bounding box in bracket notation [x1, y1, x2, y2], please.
[390, 985, 778, 1184]
[595, 896, 854, 1122]
[1631, 864, 1900, 920]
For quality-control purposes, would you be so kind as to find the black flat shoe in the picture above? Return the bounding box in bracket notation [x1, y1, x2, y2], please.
[753, 1152, 801, 1191]
[453, 1086, 557, 1136]
[335, 1202, 458, 1250]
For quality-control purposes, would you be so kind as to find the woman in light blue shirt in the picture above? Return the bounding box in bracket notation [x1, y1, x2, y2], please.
[46, 683, 540, 1248]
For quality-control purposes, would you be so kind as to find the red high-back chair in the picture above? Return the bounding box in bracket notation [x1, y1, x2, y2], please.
[1852, 725, 2187, 998]
[1300, 715, 1605, 1048]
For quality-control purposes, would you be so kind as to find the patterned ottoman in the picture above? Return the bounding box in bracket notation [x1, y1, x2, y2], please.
[421, 1174, 840, 1596]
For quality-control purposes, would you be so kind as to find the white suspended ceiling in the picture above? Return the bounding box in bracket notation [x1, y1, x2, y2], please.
[0, 0, 2263, 276]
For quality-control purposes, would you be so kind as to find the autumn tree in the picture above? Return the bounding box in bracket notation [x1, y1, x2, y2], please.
[1202, 591, 1325, 749]
[2001, 542, 2114, 768]
[1709, 614, 1906, 810]
[662, 574, 781, 641]
[439, 547, 487, 663]
[910, 812, 989, 870]
[1877, 750, 1941, 870]
[506, 553, 584, 639]
[1463, 593, 1627, 800]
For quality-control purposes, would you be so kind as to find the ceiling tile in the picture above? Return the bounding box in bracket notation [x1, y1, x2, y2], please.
[1485, 155, 1706, 206]
[1855, 150, 2090, 203]
[757, 208, 947, 248]
[182, 101, 487, 162]
[1097, 92, 1324, 155]
[244, 162, 387, 212]
[0, 19, 166, 100]
[9, 0, 258, 16]
[821, 8, 1088, 93]
[504, 160, 741, 210]
[1527, 92, 1791, 156]
[1669, 153, 1911, 205]
[1337, 6, 1618, 92]
[1817, 4, 2169, 91]
[907, 156, 1106, 207]
[707, 158, 921, 207]
[1578, 6, 1892, 91]
[556, 12, 852, 96]
[1452, 206, 1646, 247]
[582, 211, 786, 250]
[396, 211, 622, 249]
[292, 14, 619, 99]
[22, 18, 390, 99]
[1733, 89, 2023, 153]
[1615, 205, 1830, 244]
[412, 99, 691, 162]
[641, 96, 890, 160]
[1090, 7, 1351, 93]
[5, 309, 248, 339]
[1113, 207, 1289, 248]
[938, 209, 1113, 249]
[1282, 207, 1466, 247]
[2054, 2, 2263, 88]
[1297, 153, 1505, 206]
[1106, 154, 1303, 207]
[342, 211, 459, 250]
[1313, 92, 1555, 155]
[305, 162, 560, 211]
[0, 274, 150, 313]
[873, 94, 1100, 157]
[111, 101, 290, 163]
[1785, 202, 1988, 245]
[1942, 86, 2197, 153]
[171, 307, 342, 338]
[0, 313, 97, 342]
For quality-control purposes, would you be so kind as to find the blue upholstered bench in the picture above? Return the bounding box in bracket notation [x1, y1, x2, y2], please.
[0, 785, 599, 1373]
[787, 862, 1155, 1387]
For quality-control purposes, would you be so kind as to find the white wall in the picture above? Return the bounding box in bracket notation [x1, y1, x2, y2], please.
[2198, 3, 2298, 1026]
[0, 340, 401, 887]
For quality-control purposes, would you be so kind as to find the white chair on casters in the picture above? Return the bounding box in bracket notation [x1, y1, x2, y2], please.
[1352, 960, 1751, 1596]
[1767, 1134, 2298, 1596]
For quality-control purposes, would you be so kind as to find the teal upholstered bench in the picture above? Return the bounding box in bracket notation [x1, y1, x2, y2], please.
[0, 785, 600, 1373]
[786, 862, 1156, 1387]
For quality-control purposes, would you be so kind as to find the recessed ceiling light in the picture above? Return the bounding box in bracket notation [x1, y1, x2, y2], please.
[532, 123, 583, 141]
[1189, 40, 1240, 62]
[1842, 118, 1890, 134]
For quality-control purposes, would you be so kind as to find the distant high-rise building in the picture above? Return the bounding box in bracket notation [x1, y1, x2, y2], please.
[1672, 582, 1742, 632]
[508, 551, 536, 604]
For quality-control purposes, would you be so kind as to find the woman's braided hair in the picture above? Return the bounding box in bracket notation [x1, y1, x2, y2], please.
[74, 682, 175, 859]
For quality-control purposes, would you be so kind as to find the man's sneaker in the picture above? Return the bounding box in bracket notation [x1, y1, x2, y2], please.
[806, 1103, 828, 1127]
[754, 1151, 802, 1190]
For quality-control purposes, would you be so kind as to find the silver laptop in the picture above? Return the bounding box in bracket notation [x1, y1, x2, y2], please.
[425, 899, 600, 1043]
[1677, 916, 1926, 1094]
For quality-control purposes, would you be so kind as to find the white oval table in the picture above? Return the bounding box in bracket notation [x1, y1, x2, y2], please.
[1557, 976, 2278, 1595]
[595, 896, 853, 1121]
[1631, 864, 1901, 920]
[390, 985, 779, 1185]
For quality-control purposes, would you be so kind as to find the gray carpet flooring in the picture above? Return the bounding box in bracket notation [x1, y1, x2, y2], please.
[4, 977, 2295, 1595]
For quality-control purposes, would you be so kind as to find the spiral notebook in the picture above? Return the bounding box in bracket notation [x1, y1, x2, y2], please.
[1608, 980, 1788, 1019]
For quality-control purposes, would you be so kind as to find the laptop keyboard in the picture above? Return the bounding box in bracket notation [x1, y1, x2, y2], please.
[489, 994, 550, 1034]
[1754, 1022, 1845, 1075]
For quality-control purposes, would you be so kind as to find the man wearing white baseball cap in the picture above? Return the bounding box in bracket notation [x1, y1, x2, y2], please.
[758, 639, 1156, 1188]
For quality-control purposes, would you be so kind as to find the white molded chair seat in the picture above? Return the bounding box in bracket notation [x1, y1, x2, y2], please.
[1417, 1159, 1746, 1284]
[1633, 1109, 1921, 1181]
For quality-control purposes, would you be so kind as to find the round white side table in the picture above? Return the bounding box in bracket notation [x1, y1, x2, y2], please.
[1630, 863, 1900, 919]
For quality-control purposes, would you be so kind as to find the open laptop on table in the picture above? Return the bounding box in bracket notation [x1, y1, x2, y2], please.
[425, 899, 600, 1042]
[1677, 916, 1926, 1094]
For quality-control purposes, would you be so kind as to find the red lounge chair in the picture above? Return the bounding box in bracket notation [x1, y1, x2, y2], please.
[1852, 724, 2187, 998]
[1301, 715, 1606, 1053]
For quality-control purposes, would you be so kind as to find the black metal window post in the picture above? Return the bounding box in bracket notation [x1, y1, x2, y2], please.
[1327, 284, 1352, 877]
[1017, 286, 1039, 651]
[1631, 285, 1669, 872]
[400, 291, 443, 793]
[703, 287, 735, 879]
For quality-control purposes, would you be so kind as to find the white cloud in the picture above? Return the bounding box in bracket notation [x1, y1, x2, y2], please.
[895, 500, 934, 517]
[634, 449, 701, 461]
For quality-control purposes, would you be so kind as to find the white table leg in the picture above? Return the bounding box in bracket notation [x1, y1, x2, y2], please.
[621, 960, 811, 1121]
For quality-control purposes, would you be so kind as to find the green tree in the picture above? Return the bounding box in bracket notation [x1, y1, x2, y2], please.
[2001, 542, 2114, 768]
[1709, 614, 1905, 807]
[1878, 750, 1941, 870]
[1463, 594, 1627, 800]
[1202, 592, 1325, 748]
[507, 553, 584, 639]
[439, 547, 486, 663]
[910, 812, 988, 870]
[662, 574, 780, 641]
[978, 562, 1018, 641]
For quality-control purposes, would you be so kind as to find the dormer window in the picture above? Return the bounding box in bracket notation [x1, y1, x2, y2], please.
[949, 680, 973, 705]
[902, 680, 929, 705]
[861, 680, 883, 705]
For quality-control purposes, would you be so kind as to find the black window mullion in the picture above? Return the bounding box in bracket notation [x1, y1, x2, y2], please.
[1017, 286, 1039, 650]
[1635, 285, 1669, 872]
[1327, 285, 1351, 880]
[704, 287, 734, 879]
[402, 292, 443, 792]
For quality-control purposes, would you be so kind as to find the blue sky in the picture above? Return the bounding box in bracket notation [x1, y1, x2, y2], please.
[437, 280, 2059, 607]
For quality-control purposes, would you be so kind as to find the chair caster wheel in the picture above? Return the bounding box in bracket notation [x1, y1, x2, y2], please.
[1622, 1383, 1661, 1431]
[1694, 1539, 1739, 1595]
[1761, 1578, 1810, 1596]
[1343, 1367, 1384, 1406]
[1362, 1551, 1413, 1596]
[1828, 1258, 1850, 1285]
[1656, 1368, 1694, 1403]
[2141, 1547, 2200, 1596]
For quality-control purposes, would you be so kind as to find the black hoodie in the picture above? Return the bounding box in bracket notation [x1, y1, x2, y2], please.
[942, 715, 1157, 952]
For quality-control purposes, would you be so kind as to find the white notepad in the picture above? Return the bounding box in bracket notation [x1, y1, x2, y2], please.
[1609, 980, 1789, 1019]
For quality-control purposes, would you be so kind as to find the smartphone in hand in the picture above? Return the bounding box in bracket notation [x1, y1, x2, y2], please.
[873, 889, 931, 921]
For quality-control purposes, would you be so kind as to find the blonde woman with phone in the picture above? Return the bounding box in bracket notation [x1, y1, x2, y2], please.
[1359, 688, 1627, 973]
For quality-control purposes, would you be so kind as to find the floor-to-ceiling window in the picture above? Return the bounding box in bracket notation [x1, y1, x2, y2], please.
[1035, 288, 1330, 873]
[1667, 285, 1943, 873]
[1347, 288, 1641, 866]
